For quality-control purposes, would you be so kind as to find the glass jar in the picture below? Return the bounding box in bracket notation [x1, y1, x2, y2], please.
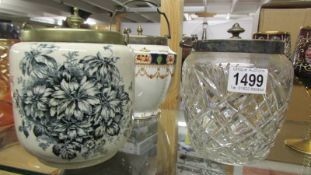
[0, 22, 19, 127]
[181, 23, 294, 165]
[9, 8, 135, 169]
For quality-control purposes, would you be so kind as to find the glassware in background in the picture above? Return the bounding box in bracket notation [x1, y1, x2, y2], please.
[181, 23, 294, 165]
[253, 31, 291, 59]
[0, 22, 19, 127]
[201, 21, 208, 40]
[285, 27, 311, 154]
[292, 27, 311, 88]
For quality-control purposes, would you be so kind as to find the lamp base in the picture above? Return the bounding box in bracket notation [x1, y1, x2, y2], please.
[285, 138, 311, 155]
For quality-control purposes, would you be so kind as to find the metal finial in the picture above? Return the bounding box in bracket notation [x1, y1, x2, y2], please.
[73, 7, 79, 16]
[66, 7, 84, 28]
[227, 23, 245, 39]
[137, 25, 143, 35]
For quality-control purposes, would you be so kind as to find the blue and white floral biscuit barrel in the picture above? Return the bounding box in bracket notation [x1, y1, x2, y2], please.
[9, 14, 135, 168]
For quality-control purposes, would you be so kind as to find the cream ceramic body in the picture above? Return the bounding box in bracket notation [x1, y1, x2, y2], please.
[128, 44, 175, 118]
[9, 42, 135, 169]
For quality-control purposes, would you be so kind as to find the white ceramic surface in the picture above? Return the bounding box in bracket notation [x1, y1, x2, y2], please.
[9, 42, 135, 169]
[129, 44, 175, 119]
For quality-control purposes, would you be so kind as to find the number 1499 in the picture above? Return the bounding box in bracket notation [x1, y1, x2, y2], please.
[227, 67, 268, 94]
[233, 73, 264, 87]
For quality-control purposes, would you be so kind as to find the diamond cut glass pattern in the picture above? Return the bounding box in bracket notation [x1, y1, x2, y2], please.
[182, 52, 293, 165]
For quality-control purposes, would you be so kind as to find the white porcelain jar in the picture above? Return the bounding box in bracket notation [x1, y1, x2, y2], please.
[9, 10, 135, 169]
[125, 26, 176, 119]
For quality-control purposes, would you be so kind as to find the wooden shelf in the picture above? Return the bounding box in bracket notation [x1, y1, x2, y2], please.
[0, 143, 59, 175]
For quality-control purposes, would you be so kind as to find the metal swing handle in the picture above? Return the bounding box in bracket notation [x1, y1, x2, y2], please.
[110, 0, 171, 39]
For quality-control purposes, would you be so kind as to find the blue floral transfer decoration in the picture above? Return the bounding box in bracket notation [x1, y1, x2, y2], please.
[14, 44, 130, 160]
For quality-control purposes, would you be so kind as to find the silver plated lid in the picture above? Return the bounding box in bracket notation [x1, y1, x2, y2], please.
[191, 23, 284, 54]
[117, 0, 171, 46]
[21, 8, 125, 44]
[193, 39, 284, 54]
[124, 25, 167, 45]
